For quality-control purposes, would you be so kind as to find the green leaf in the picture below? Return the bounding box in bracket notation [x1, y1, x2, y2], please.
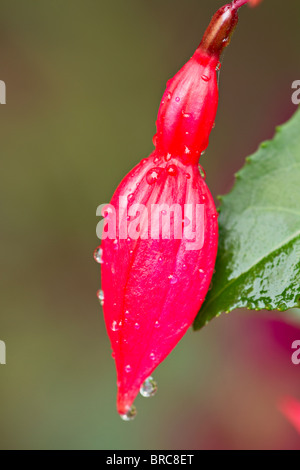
[194, 108, 300, 330]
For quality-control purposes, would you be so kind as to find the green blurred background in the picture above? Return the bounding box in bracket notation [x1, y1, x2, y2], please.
[1, 0, 300, 449]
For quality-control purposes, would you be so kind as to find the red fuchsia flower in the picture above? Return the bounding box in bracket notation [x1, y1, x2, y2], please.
[279, 397, 300, 435]
[95, 0, 254, 420]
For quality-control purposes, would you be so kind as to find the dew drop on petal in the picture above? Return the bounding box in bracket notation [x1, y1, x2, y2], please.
[185, 173, 191, 179]
[97, 289, 105, 306]
[134, 322, 140, 330]
[175, 96, 180, 102]
[165, 153, 172, 162]
[140, 376, 158, 398]
[111, 320, 119, 332]
[168, 274, 177, 284]
[154, 157, 160, 164]
[154, 321, 160, 328]
[149, 353, 156, 361]
[127, 193, 134, 202]
[198, 165, 206, 179]
[167, 92, 172, 101]
[146, 167, 163, 185]
[201, 74, 210, 82]
[124, 364, 132, 373]
[200, 194, 207, 203]
[199, 268, 205, 274]
[93, 247, 103, 264]
[167, 164, 178, 176]
[120, 405, 137, 421]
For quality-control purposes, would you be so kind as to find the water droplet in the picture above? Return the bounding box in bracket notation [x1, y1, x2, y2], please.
[161, 210, 167, 215]
[146, 167, 163, 185]
[134, 322, 140, 330]
[185, 173, 191, 179]
[141, 158, 147, 165]
[93, 246, 103, 264]
[154, 320, 160, 328]
[198, 165, 206, 179]
[140, 376, 158, 398]
[200, 194, 206, 203]
[149, 353, 156, 361]
[175, 96, 180, 102]
[165, 153, 172, 162]
[216, 61, 221, 71]
[127, 193, 134, 202]
[168, 274, 177, 284]
[167, 92, 172, 101]
[167, 164, 178, 176]
[111, 320, 119, 332]
[154, 156, 160, 164]
[102, 206, 113, 218]
[158, 256, 163, 262]
[182, 111, 191, 118]
[120, 405, 137, 421]
[199, 268, 205, 274]
[124, 364, 132, 373]
[97, 289, 104, 306]
[183, 216, 190, 227]
[201, 74, 210, 82]
[184, 146, 191, 155]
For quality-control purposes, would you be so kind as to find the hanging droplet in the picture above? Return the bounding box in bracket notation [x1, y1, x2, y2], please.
[120, 405, 137, 421]
[140, 376, 158, 398]
[97, 289, 104, 306]
[93, 246, 103, 264]
[146, 167, 163, 185]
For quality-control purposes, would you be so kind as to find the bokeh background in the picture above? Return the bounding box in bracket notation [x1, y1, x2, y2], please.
[1, 0, 300, 450]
